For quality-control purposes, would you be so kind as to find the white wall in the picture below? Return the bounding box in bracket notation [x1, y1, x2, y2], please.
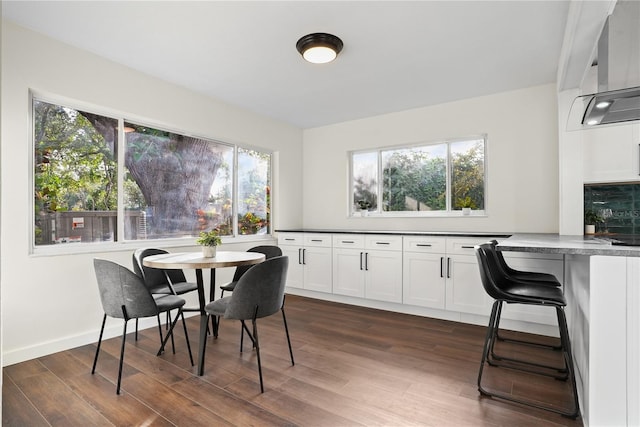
[302, 84, 560, 233]
[0, 21, 303, 365]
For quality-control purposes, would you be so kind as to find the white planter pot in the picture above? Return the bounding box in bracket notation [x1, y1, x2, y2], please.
[202, 245, 217, 258]
[585, 224, 596, 235]
[360, 210, 368, 217]
[462, 208, 471, 215]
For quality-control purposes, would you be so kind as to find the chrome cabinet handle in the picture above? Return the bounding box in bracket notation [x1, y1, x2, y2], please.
[298, 248, 302, 264]
[360, 252, 364, 270]
[447, 257, 451, 278]
[440, 257, 444, 278]
[365, 252, 369, 271]
[302, 248, 306, 265]
[461, 245, 475, 249]
[417, 244, 432, 247]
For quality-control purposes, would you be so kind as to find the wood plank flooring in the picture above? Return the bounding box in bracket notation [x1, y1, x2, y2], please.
[3, 295, 583, 426]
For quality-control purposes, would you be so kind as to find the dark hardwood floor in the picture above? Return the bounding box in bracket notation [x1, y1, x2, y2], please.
[3, 295, 583, 426]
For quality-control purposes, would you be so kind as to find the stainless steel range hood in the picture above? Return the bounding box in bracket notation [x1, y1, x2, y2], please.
[569, 0, 640, 129]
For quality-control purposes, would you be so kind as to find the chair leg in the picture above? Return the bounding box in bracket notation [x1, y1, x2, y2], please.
[180, 310, 194, 366]
[281, 306, 295, 366]
[91, 313, 107, 375]
[556, 307, 580, 418]
[495, 300, 562, 351]
[157, 309, 184, 357]
[155, 314, 164, 344]
[252, 317, 264, 393]
[478, 301, 580, 419]
[116, 319, 129, 395]
[197, 314, 211, 376]
[168, 311, 176, 354]
[478, 300, 500, 395]
[239, 320, 255, 353]
[488, 302, 568, 379]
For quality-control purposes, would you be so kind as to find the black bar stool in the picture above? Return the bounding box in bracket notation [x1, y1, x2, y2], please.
[474, 242, 580, 419]
[489, 240, 563, 351]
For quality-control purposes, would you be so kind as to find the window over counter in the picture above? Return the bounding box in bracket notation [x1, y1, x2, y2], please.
[32, 95, 272, 251]
[350, 135, 486, 217]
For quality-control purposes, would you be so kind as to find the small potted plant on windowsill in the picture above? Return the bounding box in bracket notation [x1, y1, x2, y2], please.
[584, 209, 602, 235]
[356, 200, 372, 217]
[196, 229, 222, 257]
[458, 196, 474, 215]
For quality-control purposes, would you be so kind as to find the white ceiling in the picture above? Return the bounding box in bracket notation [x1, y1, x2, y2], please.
[3, 1, 573, 128]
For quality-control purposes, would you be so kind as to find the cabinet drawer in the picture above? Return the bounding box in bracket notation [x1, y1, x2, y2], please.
[333, 234, 365, 248]
[278, 233, 303, 246]
[304, 233, 332, 247]
[365, 235, 403, 251]
[446, 237, 495, 255]
[403, 236, 446, 253]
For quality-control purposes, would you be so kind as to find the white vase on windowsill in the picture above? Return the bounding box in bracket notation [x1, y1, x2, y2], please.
[462, 207, 471, 215]
[360, 209, 369, 217]
[202, 245, 217, 258]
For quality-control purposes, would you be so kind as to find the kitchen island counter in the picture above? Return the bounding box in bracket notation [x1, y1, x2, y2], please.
[500, 233, 639, 426]
[499, 232, 640, 256]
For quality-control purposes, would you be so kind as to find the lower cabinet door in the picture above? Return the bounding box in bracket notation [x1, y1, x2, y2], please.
[445, 254, 490, 316]
[365, 250, 402, 303]
[402, 251, 446, 309]
[280, 245, 303, 289]
[303, 246, 333, 293]
[333, 248, 365, 297]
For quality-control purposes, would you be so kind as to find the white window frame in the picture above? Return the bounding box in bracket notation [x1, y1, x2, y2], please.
[349, 135, 487, 218]
[30, 91, 273, 256]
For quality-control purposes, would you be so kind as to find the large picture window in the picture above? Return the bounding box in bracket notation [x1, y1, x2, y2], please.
[351, 136, 486, 216]
[33, 97, 271, 248]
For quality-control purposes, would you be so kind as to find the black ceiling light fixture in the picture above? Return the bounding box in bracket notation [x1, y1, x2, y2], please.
[296, 33, 343, 64]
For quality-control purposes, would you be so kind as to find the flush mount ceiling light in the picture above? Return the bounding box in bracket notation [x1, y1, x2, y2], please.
[296, 33, 343, 64]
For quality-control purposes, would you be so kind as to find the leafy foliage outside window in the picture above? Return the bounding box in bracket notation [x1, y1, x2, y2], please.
[451, 140, 485, 210]
[351, 136, 486, 215]
[382, 145, 446, 212]
[33, 98, 271, 247]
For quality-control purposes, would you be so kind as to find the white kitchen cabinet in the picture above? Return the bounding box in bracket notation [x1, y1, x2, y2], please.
[402, 236, 447, 309]
[332, 234, 403, 303]
[444, 238, 492, 315]
[278, 232, 332, 293]
[583, 123, 640, 183]
[282, 231, 564, 330]
[364, 235, 403, 303]
[403, 236, 490, 315]
[332, 235, 366, 297]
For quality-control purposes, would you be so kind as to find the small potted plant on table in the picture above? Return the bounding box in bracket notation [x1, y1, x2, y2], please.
[196, 229, 222, 257]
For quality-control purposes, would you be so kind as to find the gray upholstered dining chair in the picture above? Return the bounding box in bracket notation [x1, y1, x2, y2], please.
[91, 258, 193, 394]
[132, 248, 199, 343]
[216, 245, 283, 340]
[219, 245, 283, 297]
[197, 256, 294, 391]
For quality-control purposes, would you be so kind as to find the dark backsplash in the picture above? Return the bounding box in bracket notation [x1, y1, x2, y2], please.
[584, 183, 640, 235]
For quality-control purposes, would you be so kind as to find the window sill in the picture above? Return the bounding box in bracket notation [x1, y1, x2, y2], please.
[30, 234, 276, 257]
[349, 211, 487, 219]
